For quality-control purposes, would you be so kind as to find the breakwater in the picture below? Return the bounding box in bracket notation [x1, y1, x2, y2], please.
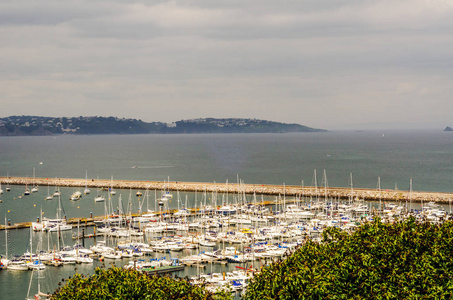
[1, 176, 453, 204]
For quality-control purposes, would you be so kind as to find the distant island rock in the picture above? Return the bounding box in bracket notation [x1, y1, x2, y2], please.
[0, 116, 327, 136]
[444, 126, 453, 132]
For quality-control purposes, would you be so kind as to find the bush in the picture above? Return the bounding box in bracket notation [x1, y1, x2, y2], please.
[52, 266, 232, 300]
[244, 217, 453, 299]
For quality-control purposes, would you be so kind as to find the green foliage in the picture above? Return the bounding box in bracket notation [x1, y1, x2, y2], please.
[51, 266, 232, 300]
[244, 218, 453, 299]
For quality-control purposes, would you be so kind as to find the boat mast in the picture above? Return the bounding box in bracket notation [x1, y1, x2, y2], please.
[409, 178, 412, 213]
[4, 216, 7, 260]
[283, 183, 286, 219]
[323, 169, 328, 207]
[84, 170, 90, 195]
[57, 194, 62, 220]
[313, 169, 318, 205]
[26, 268, 35, 300]
[377, 177, 381, 213]
[349, 173, 354, 205]
[29, 226, 33, 255]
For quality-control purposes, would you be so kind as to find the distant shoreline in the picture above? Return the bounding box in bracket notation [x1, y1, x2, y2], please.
[0, 116, 327, 136]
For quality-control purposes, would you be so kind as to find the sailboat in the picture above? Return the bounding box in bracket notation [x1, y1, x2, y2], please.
[53, 188, 61, 197]
[24, 181, 31, 195]
[53, 178, 60, 197]
[5, 173, 10, 192]
[26, 266, 51, 299]
[1, 217, 10, 269]
[84, 170, 90, 195]
[34, 195, 72, 232]
[31, 167, 39, 193]
[95, 194, 106, 202]
[161, 179, 173, 200]
[109, 176, 116, 195]
[45, 184, 53, 200]
[94, 177, 105, 202]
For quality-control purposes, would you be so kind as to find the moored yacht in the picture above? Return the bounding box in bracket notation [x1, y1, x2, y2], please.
[70, 191, 82, 201]
[7, 259, 29, 271]
[95, 195, 106, 202]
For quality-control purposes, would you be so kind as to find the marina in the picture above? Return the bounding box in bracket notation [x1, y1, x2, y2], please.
[1, 179, 453, 297]
[1, 194, 452, 299]
[1, 131, 453, 299]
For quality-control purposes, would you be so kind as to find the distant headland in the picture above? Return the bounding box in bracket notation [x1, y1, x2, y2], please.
[444, 126, 453, 132]
[0, 116, 327, 136]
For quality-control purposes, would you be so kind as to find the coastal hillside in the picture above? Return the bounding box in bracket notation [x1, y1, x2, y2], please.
[0, 116, 326, 136]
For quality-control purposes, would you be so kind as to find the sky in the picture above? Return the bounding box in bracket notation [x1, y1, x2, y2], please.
[1, 0, 452, 130]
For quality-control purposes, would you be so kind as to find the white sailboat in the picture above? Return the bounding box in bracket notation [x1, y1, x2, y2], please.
[84, 170, 90, 195]
[109, 176, 116, 195]
[93, 176, 105, 202]
[26, 267, 51, 300]
[31, 167, 39, 193]
[45, 184, 53, 200]
[33, 195, 72, 232]
[95, 194, 106, 202]
[160, 179, 173, 201]
[53, 189, 61, 197]
[6, 259, 28, 271]
[53, 178, 60, 197]
[1, 217, 10, 269]
[24, 182, 31, 195]
[5, 173, 10, 192]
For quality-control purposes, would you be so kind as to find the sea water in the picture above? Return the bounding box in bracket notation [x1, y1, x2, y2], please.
[1, 130, 453, 299]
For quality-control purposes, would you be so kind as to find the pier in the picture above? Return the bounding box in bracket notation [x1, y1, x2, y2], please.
[1, 176, 453, 204]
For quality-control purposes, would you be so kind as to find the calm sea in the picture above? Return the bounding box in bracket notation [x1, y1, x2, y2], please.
[1, 130, 453, 299]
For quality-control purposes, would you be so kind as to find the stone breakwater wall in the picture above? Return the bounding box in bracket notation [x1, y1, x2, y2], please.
[1, 177, 453, 204]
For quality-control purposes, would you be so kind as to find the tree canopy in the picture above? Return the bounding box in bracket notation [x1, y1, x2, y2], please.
[51, 266, 232, 300]
[244, 217, 453, 299]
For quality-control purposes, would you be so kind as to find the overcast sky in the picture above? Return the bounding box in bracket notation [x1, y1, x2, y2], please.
[1, 0, 452, 130]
